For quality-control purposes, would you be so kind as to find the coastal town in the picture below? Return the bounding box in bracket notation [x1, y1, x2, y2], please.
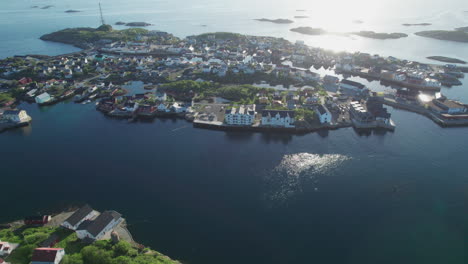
[0, 205, 179, 264]
[1, 25, 468, 134]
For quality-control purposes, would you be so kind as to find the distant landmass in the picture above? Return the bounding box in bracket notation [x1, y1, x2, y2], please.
[115, 21, 126, 25]
[41, 5, 54, 9]
[403, 23, 431, 26]
[353, 20, 364, 24]
[415, 28, 468, 43]
[290, 27, 326, 35]
[65, 10, 82, 13]
[353, 31, 408, 39]
[125, 22, 153, 27]
[254, 18, 294, 24]
[294, 16, 309, 19]
[427, 56, 466, 64]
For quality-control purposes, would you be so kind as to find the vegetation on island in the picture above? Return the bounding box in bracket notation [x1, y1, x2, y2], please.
[415, 27, 468, 43]
[290, 27, 326, 35]
[352, 31, 408, 39]
[254, 18, 294, 24]
[0, 225, 179, 264]
[40, 25, 179, 48]
[427, 56, 466, 64]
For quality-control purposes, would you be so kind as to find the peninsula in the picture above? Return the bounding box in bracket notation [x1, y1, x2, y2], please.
[415, 28, 468, 43]
[254, 18, 294, 24]
[0, 205, 180, 264]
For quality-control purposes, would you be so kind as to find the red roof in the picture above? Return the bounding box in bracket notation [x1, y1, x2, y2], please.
[31, 248, 63, 262]
[0, 257, 5, 263]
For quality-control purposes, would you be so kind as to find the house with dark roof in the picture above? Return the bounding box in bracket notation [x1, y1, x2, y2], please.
[31, 248, 65, 264]
[76, 211, 123, 241]
[316, 104, 332, 124]
[61, 205, 98, 231]
[261, 110, 295, 128]
[339, 79, 366, 91]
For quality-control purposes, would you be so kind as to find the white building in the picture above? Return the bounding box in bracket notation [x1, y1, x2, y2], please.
[1, 110, 30, 123]
[61, 205, 98, 231]
[157, 103, 169, 112]
[76, 211, 123, 241]
[0, 242, 12, 256]
[225, 105, 256, 126]
[316, 104, 332, 124]
[424, 78, 441, 88]
[261, 110, 295, 128]
[35, 92, 52, 104]
[31, 248, 65, 264]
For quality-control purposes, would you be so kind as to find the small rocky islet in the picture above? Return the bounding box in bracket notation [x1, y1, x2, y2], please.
[254, 18, 294, 24]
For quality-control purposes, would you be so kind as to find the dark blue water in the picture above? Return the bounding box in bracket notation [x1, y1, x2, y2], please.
[1, 101, 467, 264]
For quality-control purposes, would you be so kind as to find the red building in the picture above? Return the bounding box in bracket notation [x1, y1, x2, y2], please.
[24, 215, 51, 226]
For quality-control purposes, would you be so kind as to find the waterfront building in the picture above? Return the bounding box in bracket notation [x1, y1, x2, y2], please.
[316, 104, 332, 124]
[1, 110, 30, 123]
[35, 93, 52, 104]
[349, 101, 374, 123]
[261, 110, 295, 128]
[24, 215, 51, 226]
[324, 75, 339, 84]
[31, 248, 65, 264]
[61, 205, 98, 231]
[429, 98, 467, 115]
[76, 211, 123, 241]
[225, 105, 256, 126]
[339, 79, 366, 91]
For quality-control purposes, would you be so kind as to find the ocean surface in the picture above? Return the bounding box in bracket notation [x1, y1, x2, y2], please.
[1, 1, 468, 264]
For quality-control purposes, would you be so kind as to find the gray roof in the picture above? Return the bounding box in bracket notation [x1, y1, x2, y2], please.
[78, 210, 121, 237]
[64, 205, 93, 226]
[261, 110, 295, 118]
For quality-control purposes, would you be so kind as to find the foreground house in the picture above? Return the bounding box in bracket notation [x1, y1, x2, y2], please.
[31, 248, 65, 264]
[1, 110, 30, 123]
[61, 205, 98, 231]
[76, 211, 123, 241]
[0, 242, 12, 256]
[261, 110, 295, 128]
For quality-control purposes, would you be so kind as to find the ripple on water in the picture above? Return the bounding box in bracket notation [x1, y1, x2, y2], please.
[264, 153, 351, 204]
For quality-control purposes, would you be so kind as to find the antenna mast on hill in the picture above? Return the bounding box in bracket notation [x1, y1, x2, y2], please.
[99, 2, 106, 25]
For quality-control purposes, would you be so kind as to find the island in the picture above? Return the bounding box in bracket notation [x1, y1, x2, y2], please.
[40, 5, 54, 9]
[427, 56, 466, 64]
[455, 26, 468, 33]
[39, 25, 179, 49]
[254, 18, 294, 24]
[352, 31, 408, 39]
[0, 205, 181, 264]
[294, 16, 309, 19]
[125, 22, 153, 27]
[415, 29, 468, 43]
[65, 10, 82, 13]
[353, 20, 364, 24]
[402, 23, 431, 26]
[290, 27, 326, 35]
[115, 21, 126, 25]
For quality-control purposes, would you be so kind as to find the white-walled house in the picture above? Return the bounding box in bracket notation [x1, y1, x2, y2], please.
[261, 110, 295, 128]
[0, 242, 12, 256]
[61, 205, 98, 231]
[35, 92, 52, 104]
[31, 248, 65, 264]
[76, 211, 123, 241]
[225, 105, 256, 126]
[316, 104, 332, 124]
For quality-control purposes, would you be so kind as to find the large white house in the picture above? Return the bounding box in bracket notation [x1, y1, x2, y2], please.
[261, 110, 295, 128]
[35, 92, 52, 104]
[316, 104, 332, 124]
[225, 105, 256, 126]
[31, 248, 65, 264]
[0, 242, 12, 256]
[61, 205, 98, 231]
[76, 211, 123, 241]
[1, 110, 30, 123]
